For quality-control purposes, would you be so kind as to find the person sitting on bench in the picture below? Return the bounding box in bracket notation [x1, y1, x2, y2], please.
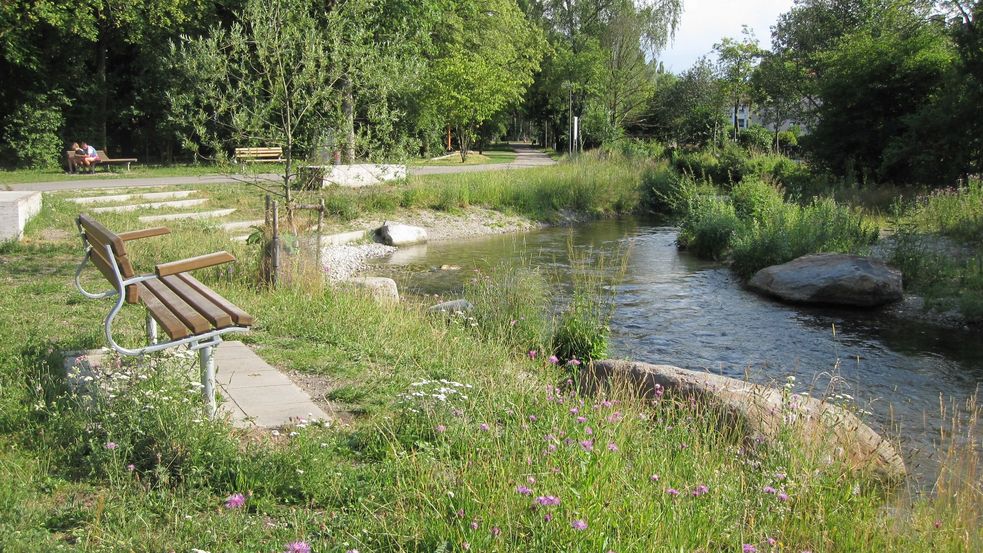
[77, 141, 99, 171]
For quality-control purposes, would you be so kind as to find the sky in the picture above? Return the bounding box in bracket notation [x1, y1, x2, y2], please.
[659, 0, 796, 73]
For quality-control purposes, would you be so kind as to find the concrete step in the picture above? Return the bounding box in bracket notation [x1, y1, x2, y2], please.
[139, 208, 236, 223]
[220, 219, 265, 232]
[90, 198, 208, 213]
[67, 190, 196, 204]
[323, 229, 368, 246]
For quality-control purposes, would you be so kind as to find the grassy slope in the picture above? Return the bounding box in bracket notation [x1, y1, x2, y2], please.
[0, 161, 980, 551]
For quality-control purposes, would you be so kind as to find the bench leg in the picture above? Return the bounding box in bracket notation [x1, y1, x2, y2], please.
[146, 313, 158, 345]
[200, 345, 217, 419]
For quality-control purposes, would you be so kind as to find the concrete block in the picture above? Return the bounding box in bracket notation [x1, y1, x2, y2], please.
[0, 191, 42, 240]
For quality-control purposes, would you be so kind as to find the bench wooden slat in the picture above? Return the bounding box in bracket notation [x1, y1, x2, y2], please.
[137, 283, 191, 339]
[161, 275, 233, 328]
[141, 279, 212, 335]
[177, 273, 254, 326]
[79, 214, 139, 303]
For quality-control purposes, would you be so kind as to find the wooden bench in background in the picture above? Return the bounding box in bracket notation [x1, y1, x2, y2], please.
[234, 147, 285, 164]
[74, 214, 253, 417]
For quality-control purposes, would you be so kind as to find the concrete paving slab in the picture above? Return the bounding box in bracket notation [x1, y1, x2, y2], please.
[62, 341, 329, 428]
[90, 198, 208, 213]
[139, 208, 236, 223]
[323, 229, 367, 246]
[220, 219, 265, 231]
[68, 190, 196, 204]
[0, 190, 42, 240]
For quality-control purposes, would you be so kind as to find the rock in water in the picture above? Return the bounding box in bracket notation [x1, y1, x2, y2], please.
[748, 253, 902, 307]
[345, 277, 399, 305]
[374, 222, 428, 246]
[584, 360, 906, 482]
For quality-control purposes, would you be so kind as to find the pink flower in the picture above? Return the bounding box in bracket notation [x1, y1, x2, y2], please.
[570, 407, 579, 415]
[567, 358, 582, 367]
[650, 474, 660, 482]
[579, 439, 594, 452]
[528, 350, 537, 360]
[777, 492, 789, 502]
[529, 415, 537, 422]
[606, 411, 623, 423]
[284, 542, 311, 553]
[665, 488, 680, 497]
[479, 423, 490, 432]
[548, 355, 559, 364]
[456, 509, 465, 518]
[462, 543, 470, 551]
[224, 493, 246, 509]
[691, 484, 709, 497]
[435, 424, 446, 433]
[470, 520, 479, 530]
[653, 383, 664, 399]
[543, 513, 553, 522]
[743, 545, 757, 553]
[934, 520, 942, 529]
[104, 441, 118, 450]
[607, 442, 619, 452]
[516, 485, 533, 495]
[527, 476, 536, 484]
[126, 464, 135, 472]
[491, 526, 501, 537]
[571, 519, 588, 531]
[762, 486, 777, 495]
[576, 416, 587, 423]
[585, 426, 594, 436]
[767, 537, 777, 545]
[536, 495, 561, 506]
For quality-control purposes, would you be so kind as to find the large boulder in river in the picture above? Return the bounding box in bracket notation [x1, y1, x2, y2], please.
[374, 222, 428, 246]
[748, 253, 902, 307]
[582, 360, 906, 482]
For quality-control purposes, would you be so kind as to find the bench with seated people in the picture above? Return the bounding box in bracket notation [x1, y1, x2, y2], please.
[74, 214, 253, 417]
[66, 149, 139, 173]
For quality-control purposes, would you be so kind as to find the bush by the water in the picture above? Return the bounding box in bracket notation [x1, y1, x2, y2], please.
[677, 195, 740, 260]
[642, 165, 714, 215]
[730, 197, 879, 278]
[730, 178, 785, 222]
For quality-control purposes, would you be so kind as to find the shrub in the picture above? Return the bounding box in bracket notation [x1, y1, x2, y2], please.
[1, 92, 66, 169]
[601, 138, 666, 160]
[730, 178, 784, 222]
[738, 125, 773, 153]
[642, 166, 709, 215]
[552, 292, 609, 362]
[463, 264, 551, 352]
[717, 141, 750, 184]
[677, 195, 739, 260]
[730, 197, 879, 278]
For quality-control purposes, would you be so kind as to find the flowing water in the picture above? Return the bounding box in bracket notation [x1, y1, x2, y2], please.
[368, 217, 983, 482]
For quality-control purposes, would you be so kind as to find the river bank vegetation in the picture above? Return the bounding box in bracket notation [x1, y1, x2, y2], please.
[2, 186, 982, 550]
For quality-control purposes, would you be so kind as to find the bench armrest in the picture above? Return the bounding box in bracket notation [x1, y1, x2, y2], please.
[118, 226, 170, 241]
[156, 251, 235, 277]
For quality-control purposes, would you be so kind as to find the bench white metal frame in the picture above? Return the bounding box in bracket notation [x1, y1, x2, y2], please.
[73, 218, 250, 417]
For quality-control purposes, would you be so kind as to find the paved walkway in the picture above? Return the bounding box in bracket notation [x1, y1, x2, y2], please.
[7, 144, 556, 192]
[64, 341, 330, 428]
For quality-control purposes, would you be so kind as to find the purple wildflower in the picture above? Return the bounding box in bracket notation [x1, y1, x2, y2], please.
[585, 426, 594, 436]
[462, 542, 470, 550]
[104, 441, 118, 450]
[762, 486, 777, 495]
[777, 492, 789, 502]
[653, 383, 664, 398]
[691, 484, 709, 497]
[516, 485, 533, 495]
[479, 423, 490, 432]
[456, 508, 465, 518]
[600, 400, 613, 408]
[567, 358, 582, 367]
[543, 513, 553, 522]
[665, 488, 680, 497]
[528, 350, 537, 360]
[607, 442, 619, 452]
[742, 545, 757, 553]
[224, 493, 246, 509]
[284, 542, 311, 553]
[580, 439, 594, 452]
[536, 495, 561, 506]
[491, 526, 501, 537]
[650, 474, 660, 482]
[548, 355, 559, 364]
[571, 519, 588, 531]
[767, 537, 777, 546]
[435, 424, 447, 433]
[470, 520, 479, 530]
[607, 411, 623, 423]
[126, 464, 135, 472]
[570, 407, 579, 415]
[529, 415, 537, 422]
[576, 416, 587, 423]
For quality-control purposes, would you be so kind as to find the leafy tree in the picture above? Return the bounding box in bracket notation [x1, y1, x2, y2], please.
[751, 52, 806, 153]
[169, 0, 342, 209]
[714, 27, 762, 140]
[642, 57, 726, 148]
[428, 0, 545, 161]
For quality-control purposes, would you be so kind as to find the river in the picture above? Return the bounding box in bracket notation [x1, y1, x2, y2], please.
[368, 217, 983, 483]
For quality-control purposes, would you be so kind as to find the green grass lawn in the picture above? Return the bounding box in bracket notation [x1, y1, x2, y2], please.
[0, 164, 237, 185]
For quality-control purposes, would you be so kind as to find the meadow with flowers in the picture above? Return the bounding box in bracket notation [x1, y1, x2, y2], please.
[0, 165, 981, 551]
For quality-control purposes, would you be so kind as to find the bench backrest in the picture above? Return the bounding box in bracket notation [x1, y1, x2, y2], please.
[234, 147, 283, 158]
[97, 150, 110, 162]
[77, 214, 140, 304]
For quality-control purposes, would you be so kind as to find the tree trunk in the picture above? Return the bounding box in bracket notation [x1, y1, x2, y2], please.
[733, 103, 739, 141]
[97, 34, 108, 149]
[457, 124, 470, 162]
[342, 74, 355, 163]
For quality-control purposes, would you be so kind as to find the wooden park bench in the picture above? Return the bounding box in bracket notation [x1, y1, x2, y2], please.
[73, 214, 253, 417]
[234, 146, 285, 164]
